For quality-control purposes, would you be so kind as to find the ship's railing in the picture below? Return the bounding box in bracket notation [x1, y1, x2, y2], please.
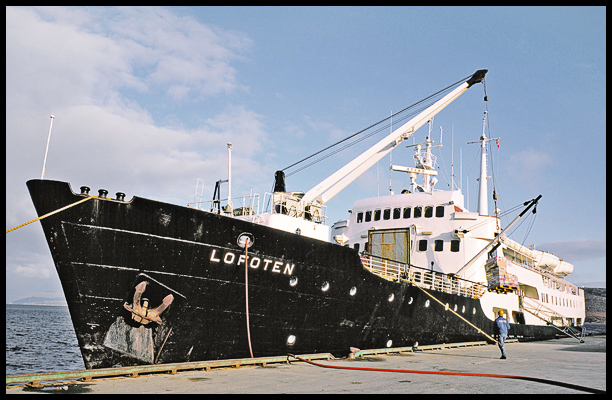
[261, 192, 328, 224]
[360, 254, 487, 299]
[188, 194, 261, 217]
[187, 190, 328, 225]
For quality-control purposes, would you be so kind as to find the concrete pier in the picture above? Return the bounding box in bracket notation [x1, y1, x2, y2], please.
[6, 336, 606, 394]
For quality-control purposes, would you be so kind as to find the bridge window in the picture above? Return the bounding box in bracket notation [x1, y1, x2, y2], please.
[424, 206, 433, 218]
[365, 211, 372, 222]
[403, 207, 411, 219]
[356, 212, 363, 223]
[374, 209, 381, 221]
[393, 207, 401, 219]
[436, 205, 445, 218]
[383, 208, 391, 220]
[414, 206, 422, 218]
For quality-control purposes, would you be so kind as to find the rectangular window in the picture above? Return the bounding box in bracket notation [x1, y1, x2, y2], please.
[424, 206, 433, 218]
[450, 240, 460, 252]
[365, 211, 372, 222]
[414, 206, 422, 218]
[356, 212, 363, 223]
[403, 207, 411, 219]
[393, 207, 401, 219]
[434, 240, 443, 252]
[418, 239, 427, 252]
[374, 209, 381, 221]
[383, 208, 391, 220]
[512, 311, 526, 325]
[435, 205, 444, 218]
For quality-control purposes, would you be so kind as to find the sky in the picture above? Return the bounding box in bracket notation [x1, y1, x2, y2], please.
[5, 6, 606, 302]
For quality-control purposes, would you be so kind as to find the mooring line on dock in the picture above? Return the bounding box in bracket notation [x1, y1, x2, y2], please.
[6, 195, 97, 233]
[287, 354, 605, 394]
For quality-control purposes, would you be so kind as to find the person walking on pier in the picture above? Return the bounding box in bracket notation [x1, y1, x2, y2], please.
[495, 310, 510, 359]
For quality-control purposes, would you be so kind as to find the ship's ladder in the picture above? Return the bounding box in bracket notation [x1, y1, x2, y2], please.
[521, 297, 585, 342]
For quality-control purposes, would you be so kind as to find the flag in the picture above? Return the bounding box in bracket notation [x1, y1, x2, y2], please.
[496, 138, 500, 148]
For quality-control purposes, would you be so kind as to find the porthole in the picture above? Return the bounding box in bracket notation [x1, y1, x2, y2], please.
[321, 281, 330, 292]
[349, 286, 357, 296]
[462, 305, 466, 313]
[425, 299, 430, 307]
[453, 304, 457, 312]
[472, 307, 476, 315]
[445, 302, 449, 310]
[287, 335, 296, 346]
[388, 293, 395, 302]
[408, 297, 414, 305]
[289, 276, 298, 287]
[386, 339, 393, 348]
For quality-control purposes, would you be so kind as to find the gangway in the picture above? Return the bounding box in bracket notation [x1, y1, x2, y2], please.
[521, 297, 585, 342]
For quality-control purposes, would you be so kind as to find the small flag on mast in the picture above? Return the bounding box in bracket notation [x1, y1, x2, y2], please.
[496, 138, 500, 148]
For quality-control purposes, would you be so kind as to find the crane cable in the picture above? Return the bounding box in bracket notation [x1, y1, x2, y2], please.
[280, 74, 472, 176]
[287, 354, 605, 394]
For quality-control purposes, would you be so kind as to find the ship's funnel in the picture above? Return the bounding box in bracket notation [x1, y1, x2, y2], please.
[274, 170, 286, 193]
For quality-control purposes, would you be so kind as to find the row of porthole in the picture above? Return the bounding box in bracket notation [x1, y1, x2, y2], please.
[283, 281, 479, 348]
[287, 277, 478, 318]
[285, 334, 396, 349]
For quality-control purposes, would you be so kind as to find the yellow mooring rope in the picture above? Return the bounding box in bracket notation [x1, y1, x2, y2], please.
[402, 276, 498, 344]
[6, 195, 97, 234]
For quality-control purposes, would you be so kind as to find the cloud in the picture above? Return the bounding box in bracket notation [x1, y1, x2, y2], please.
[6, 6, 263, 205]
[304, 116, 349, 142]
[6, 6, 251, 108]
[506, 148, 554, 188]
[536, 237, 606, 263]
[8, 252, 54, 280]
[5, 6, 263, 300]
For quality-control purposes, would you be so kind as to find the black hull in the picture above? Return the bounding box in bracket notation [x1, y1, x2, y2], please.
[27, 179, 559, 369]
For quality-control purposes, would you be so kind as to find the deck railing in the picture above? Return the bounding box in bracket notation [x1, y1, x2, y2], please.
[360, 254, 487, 299]
[188, 193, 261, 217]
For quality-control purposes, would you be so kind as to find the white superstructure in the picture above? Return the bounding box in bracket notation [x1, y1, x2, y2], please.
[191, 69, 585, 338]
[333, 127, 585, 332]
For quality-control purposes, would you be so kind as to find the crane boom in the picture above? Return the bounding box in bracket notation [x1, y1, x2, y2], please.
[301, 69, 487, 206]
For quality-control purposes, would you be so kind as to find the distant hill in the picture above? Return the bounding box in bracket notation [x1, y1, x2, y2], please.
[9, 293, 67, 306]
[584, 287, 605, 323]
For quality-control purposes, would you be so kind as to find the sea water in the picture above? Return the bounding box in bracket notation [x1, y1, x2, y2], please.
[6, 304, 84, 376]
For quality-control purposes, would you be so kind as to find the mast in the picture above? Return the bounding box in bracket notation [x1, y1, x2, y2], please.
[468, 110, 497, 215]
[227, 142, 232, 209]
[40, 115, 55, 180]
[477, 112, 488, 215]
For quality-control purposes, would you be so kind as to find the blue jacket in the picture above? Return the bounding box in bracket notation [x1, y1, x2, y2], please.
[496, 316, 510, 335]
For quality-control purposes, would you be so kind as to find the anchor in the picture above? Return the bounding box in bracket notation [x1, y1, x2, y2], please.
[124, 281, 174, 325]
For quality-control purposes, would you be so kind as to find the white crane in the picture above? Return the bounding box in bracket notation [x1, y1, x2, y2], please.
[299, 70, 487, 209]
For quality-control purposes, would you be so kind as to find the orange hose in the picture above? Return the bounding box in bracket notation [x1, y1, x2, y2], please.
[288, 354, 604, 394]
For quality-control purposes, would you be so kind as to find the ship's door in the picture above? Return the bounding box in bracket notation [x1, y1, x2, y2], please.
[368, 228, 410, 264]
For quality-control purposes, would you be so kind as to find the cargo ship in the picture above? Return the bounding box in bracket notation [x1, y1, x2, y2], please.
[27, 69, 585, 369]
